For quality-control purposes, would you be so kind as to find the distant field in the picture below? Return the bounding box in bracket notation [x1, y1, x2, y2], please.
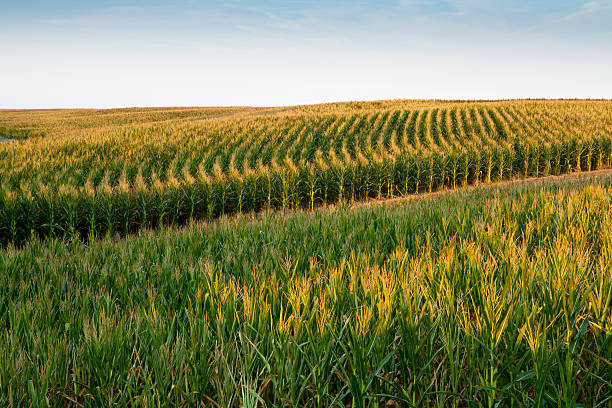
[1, 100, 612, 245]
[2, 171, 612, 406]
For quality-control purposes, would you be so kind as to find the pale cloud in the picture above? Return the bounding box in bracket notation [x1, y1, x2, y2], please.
[560, 0, 612, 20]
[443, 9, 468, 17]
[239, 7, 312, 32]
[234, 24, 260, 34]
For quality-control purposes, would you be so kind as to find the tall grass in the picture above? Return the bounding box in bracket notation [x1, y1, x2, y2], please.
[1, 172, 611, 406]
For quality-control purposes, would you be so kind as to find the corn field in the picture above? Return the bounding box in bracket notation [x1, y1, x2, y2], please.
[1, 171, 611, 406]
[1, 100, 611, 246]
[1, 100, 612, 406]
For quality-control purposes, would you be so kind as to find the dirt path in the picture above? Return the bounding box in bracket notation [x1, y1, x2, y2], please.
[202, 168, 612, 228]
[349, 167, 612, 211]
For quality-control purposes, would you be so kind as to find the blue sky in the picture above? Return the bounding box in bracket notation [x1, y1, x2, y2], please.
[1, 0, 611, 108]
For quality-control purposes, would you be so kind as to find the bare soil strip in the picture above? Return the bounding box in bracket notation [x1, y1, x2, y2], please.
[201, 168, 612, 229]
[356, 167, 612, 209]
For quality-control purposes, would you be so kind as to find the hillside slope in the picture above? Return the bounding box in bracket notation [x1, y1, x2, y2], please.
[1, 100, 611, 246]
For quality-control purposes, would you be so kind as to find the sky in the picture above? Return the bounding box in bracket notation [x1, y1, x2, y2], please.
[1, 0, 611, 108]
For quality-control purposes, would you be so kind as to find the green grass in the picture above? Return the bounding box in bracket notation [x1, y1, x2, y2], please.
[1, 171, 611, 407]
[0, 126, 44, 141]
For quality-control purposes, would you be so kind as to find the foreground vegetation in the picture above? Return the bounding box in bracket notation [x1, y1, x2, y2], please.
[1, 171, 611, 407]
[1, 100, 611, 246]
